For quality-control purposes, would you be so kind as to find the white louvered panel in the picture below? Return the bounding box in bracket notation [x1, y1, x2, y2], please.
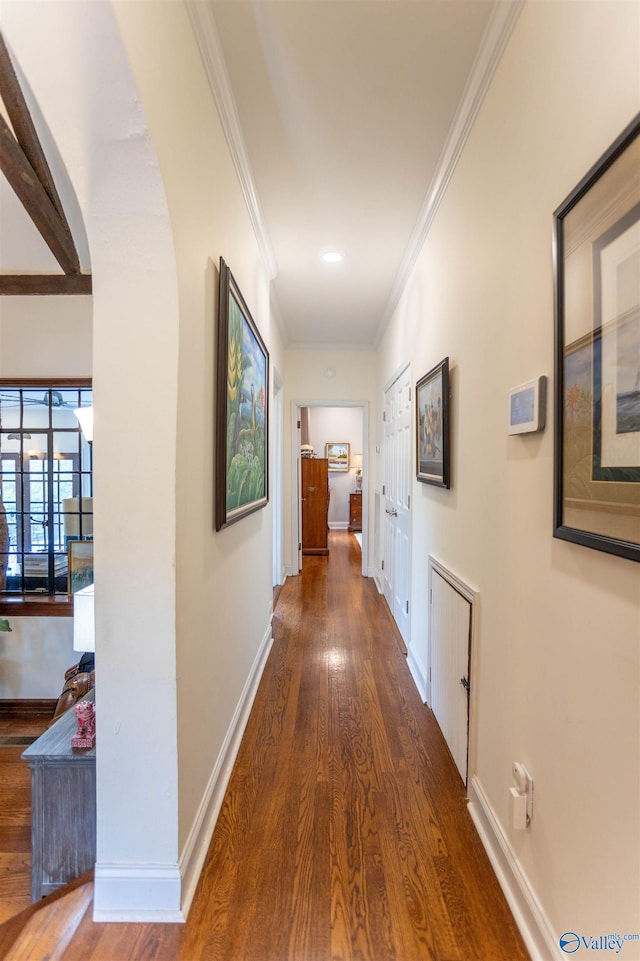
[430, 569, 471, 784]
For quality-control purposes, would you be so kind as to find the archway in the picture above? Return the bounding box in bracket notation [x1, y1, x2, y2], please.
[2, 2, 183, 920]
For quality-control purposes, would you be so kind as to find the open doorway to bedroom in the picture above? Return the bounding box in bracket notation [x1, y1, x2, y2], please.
[292, 401, 368, 578]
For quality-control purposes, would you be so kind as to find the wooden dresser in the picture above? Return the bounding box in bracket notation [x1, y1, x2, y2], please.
[22, 687, 96, 901]
[301, 457, 329, 555]
[349, 492, 362, 532]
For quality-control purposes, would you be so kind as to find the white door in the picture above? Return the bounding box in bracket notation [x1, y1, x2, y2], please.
[429, 567, 471, 784]
[272, 372, 284, 586]
[383, 366, 411, 644]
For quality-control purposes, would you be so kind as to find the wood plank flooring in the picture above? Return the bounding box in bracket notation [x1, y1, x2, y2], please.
[0, 532, 530, 960]
[0, 710, 50, 925]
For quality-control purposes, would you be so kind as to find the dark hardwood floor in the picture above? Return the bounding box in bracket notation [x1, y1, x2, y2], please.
[0, 531, 530, 960]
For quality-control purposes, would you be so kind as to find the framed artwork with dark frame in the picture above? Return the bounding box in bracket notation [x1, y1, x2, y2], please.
[553, 114, 640, 561]
[325, 442, 350, 471]
[416, 357, 450, 488]
[215, 257, 269, 531]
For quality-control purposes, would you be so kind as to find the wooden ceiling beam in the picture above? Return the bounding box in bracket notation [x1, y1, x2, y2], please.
[0, 31, 91, 291]
[0, 112, 81, 275]
[0, 33, 66, 221]
[0, 274, 92, 295]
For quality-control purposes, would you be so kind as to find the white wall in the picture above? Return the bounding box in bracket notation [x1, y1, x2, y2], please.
[378, 1, 639, 955]
[112, 0, 285, 918]
[307, 406, 363, 526]
[0, 618, 74, 698]
[0, 296, 92, 378]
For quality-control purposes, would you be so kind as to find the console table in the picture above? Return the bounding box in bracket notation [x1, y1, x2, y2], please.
[22, 687, 96, 901]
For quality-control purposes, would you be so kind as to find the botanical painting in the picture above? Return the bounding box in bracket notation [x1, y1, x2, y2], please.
[216, 258, 269, 530]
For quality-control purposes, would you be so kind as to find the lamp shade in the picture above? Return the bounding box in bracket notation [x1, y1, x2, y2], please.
[74, 406, 94, 442]
[73, 583, 95, 652]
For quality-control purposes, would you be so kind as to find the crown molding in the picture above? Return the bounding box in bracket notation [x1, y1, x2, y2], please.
[374, 0, 525, 347]
[186, 1, 278, 281]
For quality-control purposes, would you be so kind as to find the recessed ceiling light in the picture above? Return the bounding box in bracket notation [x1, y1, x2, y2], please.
[322, 251, 342, 264]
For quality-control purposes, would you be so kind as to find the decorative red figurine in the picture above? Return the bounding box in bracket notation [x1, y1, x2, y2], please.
[71, 699, 96, 749]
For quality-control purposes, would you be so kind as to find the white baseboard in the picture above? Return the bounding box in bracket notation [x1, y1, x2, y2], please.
[467, 775, 560, 961]
[285, 563, 298, 577]
[370, 568, 383, 591]
[93, 624, 274, 924]
[178, 624, 274, 918]
[328, 521, 349, 530]
[406, 646, 427, 702]
[93, 863, 183, 922]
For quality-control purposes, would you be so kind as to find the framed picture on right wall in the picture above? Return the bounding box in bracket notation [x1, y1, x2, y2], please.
[553, 114, 640, 561]
[416, 357, 450, 488]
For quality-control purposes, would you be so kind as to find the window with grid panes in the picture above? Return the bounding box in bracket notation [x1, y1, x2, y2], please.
[0, 382, 92, 612]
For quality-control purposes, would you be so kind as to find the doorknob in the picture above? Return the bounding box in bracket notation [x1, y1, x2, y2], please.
[385, 508, 398, 517]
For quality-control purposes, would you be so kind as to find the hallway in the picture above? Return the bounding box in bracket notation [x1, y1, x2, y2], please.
[0, 531, 529, 960]
[185, 531, 528, 961]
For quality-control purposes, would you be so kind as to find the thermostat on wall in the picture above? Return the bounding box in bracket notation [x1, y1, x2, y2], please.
[508, 376, 547, 435]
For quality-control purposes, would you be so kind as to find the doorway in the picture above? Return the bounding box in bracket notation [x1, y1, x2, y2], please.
[291, 401, 368, 578]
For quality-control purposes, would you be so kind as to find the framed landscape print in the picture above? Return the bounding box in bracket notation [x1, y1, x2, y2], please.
[68, 540, 94, 594]
[416, 357, 450, 488]
[553, 114, 640, 561]
[325, 442, 350, 471]
[215, 258, 269, 531]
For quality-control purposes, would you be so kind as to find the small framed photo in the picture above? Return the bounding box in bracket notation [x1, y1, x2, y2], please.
[325, 442, 350, 471]
[416, 357, 450, 488]
[508, 376, 547, 435]
[68, 540, 94, 594]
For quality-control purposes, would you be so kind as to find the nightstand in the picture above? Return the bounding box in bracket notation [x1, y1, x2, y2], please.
[349, 492, 362, 532]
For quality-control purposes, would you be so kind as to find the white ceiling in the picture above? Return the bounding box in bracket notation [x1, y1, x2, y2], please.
[0, 1, 522, 349]
[190, 0, 522, 348]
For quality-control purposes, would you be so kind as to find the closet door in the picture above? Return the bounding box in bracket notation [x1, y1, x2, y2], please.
[429, 565, 473, 785]
[301, 458, 329, 555]
[383, 365, 411, 644]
